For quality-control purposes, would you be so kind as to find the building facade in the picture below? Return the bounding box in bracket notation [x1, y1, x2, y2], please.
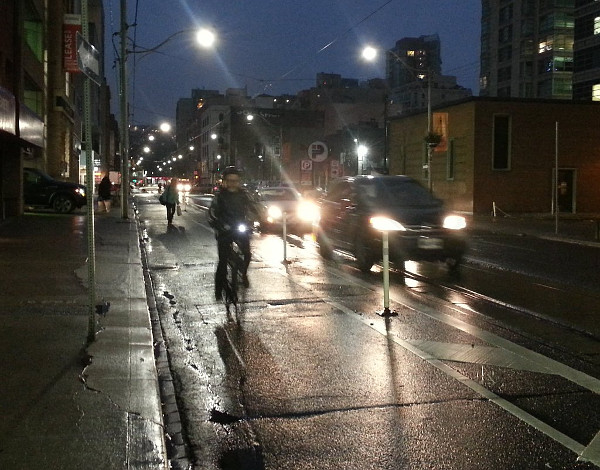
[388, 97, 600, 214]
[480, 0, 575, 99]
[573, 0, 600, 100]
[0, 0, 46, 217]
[0, 0, 112, 218]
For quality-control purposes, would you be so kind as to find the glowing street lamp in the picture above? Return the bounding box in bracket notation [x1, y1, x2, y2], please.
[361, 45, 377, 62]
[196, 28, 216, 48]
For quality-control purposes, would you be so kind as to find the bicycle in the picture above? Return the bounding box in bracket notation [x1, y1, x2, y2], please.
[223, 223, 249, 314]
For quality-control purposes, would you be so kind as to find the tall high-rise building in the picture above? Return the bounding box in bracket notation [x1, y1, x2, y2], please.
[479, 0, 574, 99]
[386, 35, 442, 89]
[573, 0, 600, 100]
[385, 34, 471, 115]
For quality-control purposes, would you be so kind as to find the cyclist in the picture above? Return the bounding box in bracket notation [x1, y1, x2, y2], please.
[208, 166, 258, 300]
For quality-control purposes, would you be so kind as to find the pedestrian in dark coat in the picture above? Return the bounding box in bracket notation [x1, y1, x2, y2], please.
[163, 178, 179, 225]
[98, 174, 112, 213]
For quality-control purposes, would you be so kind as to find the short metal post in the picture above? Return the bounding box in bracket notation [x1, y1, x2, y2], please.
[377, 231, 397, 317]
[282, 211, 289, 264]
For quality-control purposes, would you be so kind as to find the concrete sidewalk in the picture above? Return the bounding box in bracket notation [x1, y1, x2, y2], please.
[468, 212, 600, 246]
[0, 206, 167, 469]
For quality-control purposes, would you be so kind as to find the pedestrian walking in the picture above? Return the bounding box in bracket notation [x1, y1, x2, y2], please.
[98, 174, 112, 213]
[163, 177, 179, 225]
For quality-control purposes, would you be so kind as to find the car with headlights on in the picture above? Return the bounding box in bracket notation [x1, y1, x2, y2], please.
[256, 186, 319, 235]
[315, 175, 467, 273]
[23, 167, 87, 214]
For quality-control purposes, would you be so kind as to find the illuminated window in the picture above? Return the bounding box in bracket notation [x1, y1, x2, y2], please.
[593, 84, 600, 101]
[595, 17, 600, 35]
[407, 50, 415, 57]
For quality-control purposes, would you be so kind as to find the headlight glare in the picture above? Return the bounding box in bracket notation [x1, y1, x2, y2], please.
[443, 215, 467, 230]
[369, 216, 405, 231]
[297, 201, 319, 222]
[267, 205, 283, 220]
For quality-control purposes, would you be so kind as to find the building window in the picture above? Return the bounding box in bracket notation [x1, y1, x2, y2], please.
[498, 86, 512, 97]
[553, 77, 572, 95]
[595, 16, 600, 35]
[498, 66, 512, 81]
[446, 139, 455, 180]
[493, 115, 510, 170]
[593, 84, 600, 101]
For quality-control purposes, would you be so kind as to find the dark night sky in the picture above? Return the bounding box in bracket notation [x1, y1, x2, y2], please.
[104, 0, 482, 126]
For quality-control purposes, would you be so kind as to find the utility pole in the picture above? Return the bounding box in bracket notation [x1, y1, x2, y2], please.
[119, 0, 129, 218]
[426, 71, 434, 193]
[81, 0, 96, 342]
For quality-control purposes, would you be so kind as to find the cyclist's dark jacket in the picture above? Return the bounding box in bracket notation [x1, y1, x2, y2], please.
[208, 190, 257, 238]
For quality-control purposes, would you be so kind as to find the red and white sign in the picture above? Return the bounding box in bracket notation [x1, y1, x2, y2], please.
[301, 159, 313, 171]
[330, 160, 340, 177]
[63, 15, 82, 73]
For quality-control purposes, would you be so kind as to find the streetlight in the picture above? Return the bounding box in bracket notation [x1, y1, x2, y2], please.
[361, 44, 434, 177]
[119, 18, 217, 217]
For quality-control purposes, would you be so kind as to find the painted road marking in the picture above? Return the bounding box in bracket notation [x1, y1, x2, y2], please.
[272, 261, 600, 466]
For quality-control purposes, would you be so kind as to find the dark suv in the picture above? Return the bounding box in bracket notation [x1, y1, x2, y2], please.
[23, 167, 87, 213]
[315, 175, 467, 273]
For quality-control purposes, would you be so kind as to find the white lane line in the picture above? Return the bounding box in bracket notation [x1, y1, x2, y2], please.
[327, 298, 590, 463]
[272, 262, 599, 465]
[580, 430, 600, 464]
[320, 264, 600, 395]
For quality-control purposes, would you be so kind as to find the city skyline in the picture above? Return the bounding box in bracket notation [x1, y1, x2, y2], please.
[105, 0, 482, 126]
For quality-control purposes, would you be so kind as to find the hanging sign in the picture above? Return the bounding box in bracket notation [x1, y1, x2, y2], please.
[63, 15, 81, 73]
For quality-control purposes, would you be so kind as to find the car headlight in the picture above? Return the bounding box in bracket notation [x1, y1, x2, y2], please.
[183, 184, 191, 192]
[267, 205, 283, 221]
[176, 183, 183, 191]
[76, 188, 85, 197]
[369, 216, 406, 231]
[443, 215, 467, 230]
[297, 201, 319, 222]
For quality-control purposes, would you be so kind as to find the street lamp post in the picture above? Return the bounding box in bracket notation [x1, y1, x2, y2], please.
[119, 0, 129, 219]
[118, 18, 216, 215]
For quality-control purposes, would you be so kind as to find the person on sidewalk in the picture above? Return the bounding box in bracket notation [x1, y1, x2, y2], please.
[163, 177, 179, 225]
[98, 174, 112, 213]
[208, 166, 258, 300]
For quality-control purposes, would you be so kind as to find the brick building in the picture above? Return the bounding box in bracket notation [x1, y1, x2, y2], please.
[388, 97, 600, 214]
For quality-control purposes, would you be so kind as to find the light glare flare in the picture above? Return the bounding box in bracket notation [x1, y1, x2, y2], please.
[196, 28, 216, 48]
[443, 215, 467, 230]
[362, 46, 378, 62]
[370, 216, 405, 231]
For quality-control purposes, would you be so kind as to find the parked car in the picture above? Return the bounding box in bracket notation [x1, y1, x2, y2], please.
[256, 186, 319, 235]
[23, 167, 87, 214]
[315, 175, 467, 273]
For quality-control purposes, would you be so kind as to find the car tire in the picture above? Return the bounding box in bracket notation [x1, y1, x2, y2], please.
[316, 230, 333, 259]
[445, 256, 462, 274]
[52, 194, 76, 213]
[354, 236, 376, 273]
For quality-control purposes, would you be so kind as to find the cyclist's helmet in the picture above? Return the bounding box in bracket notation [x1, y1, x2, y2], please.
[222, 166, 241, 178]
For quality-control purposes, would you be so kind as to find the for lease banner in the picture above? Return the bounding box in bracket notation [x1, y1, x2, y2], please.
[63, 14, 81, 73]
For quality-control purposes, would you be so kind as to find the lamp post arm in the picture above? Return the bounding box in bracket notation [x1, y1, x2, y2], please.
[128, 29, 187, 55]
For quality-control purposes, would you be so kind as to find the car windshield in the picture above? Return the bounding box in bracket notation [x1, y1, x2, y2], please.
[358, 178, 439, 207]
[259, 188, 298, 201]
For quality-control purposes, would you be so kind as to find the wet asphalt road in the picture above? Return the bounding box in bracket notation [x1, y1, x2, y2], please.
[136, 192, 600, 470]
